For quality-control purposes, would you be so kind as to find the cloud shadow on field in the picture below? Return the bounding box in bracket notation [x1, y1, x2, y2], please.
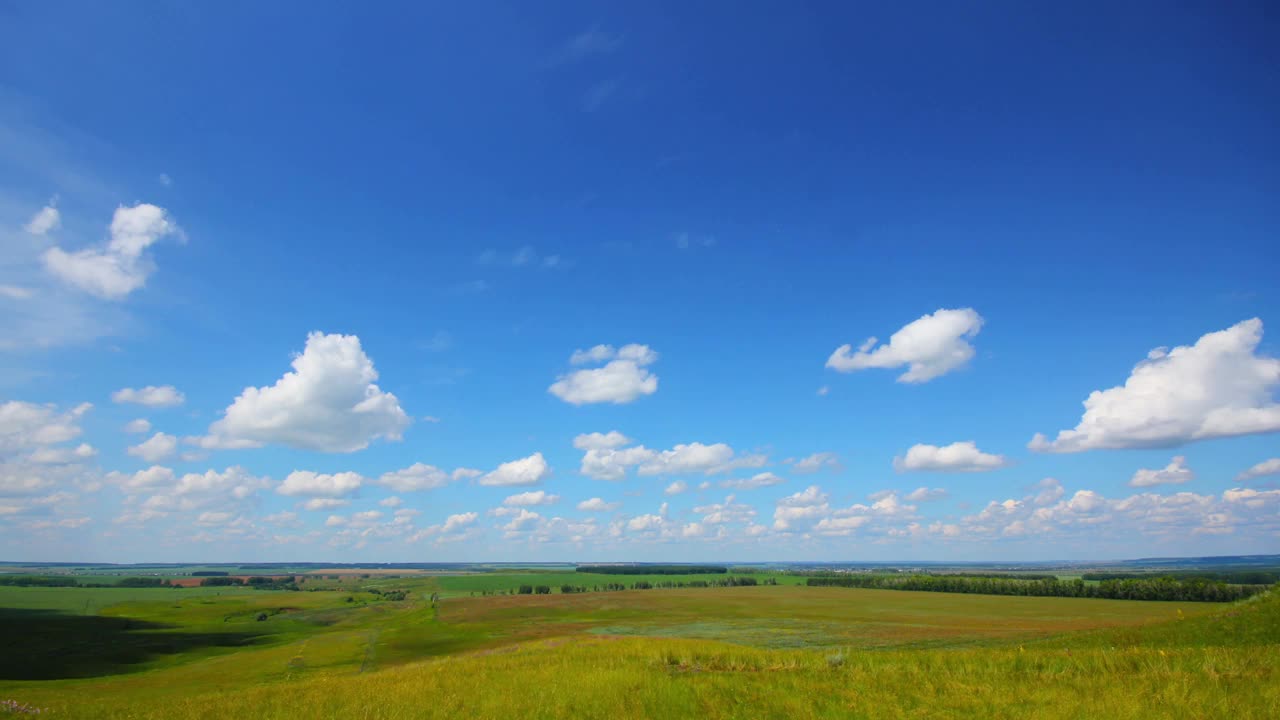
[0, 608, 270, 680]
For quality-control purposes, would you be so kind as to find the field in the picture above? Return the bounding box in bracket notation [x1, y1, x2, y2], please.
[0, 571, 1276, 718]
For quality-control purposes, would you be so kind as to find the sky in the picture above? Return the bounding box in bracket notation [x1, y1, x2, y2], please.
[0, 2, 1277, 563]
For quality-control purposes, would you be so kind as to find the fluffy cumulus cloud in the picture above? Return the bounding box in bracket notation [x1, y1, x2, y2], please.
[664, 480, 688, 495]
[479, 452, 551, 486]
[1129, 456, 1195, 488]
[197, 332, 410, 452]
[572, 431, 631, 450]
[43, 203, 182, 300]
[549, 344, 659, 405]
[126, 432, 178, 463]
[893, 441, 1009, 473]
[0, 401, 90, 454]
[503, 490, 559, 506]
[576, 497, 620, 512]
[377, 463, 473, 492]
[112, 385, 185, 408]
[720, 472, 786, 490]
[905, 487, 949, 502]
[577, 436, 766, 481]
[827, 308, 984, 383]
[276, 471, 363, 498]
[114, 466, 269, 525]
[24, 202, 60, 235]
[1031, 319, 1280, 452]
[123, 418, 152, 434]
[790, 452, 841, 474]
[1237, 458, 1280, 482]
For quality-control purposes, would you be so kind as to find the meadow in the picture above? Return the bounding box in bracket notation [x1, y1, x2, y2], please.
[0, 570, 1275, 718]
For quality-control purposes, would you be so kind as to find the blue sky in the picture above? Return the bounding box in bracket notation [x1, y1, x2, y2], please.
[1, 2, 1277, 562]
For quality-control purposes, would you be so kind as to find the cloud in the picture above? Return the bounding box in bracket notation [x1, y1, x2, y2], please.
[24, 202, 60, 235]
[827, 308, 984, 383]
[198, 332, 410, 452]
[905, 487, 949, 502]
[720, 472, 786, 490]
[112, 385, 184, 408]
[28, 443, 96, 464]
[790, 452, 841, 474]
[0, 401, 90, 454]
[301, 498, 349, 511]
[477, 246, 564, 268]
[276, 470, 363, 498]
[572, 430, 632, 450]
[816, 385, 830, 396]
[158, 173, 172, 187]
[123, 418, 151, 434]
[503, 490, 559, 506]
[576, 497, 619, 512]
[578, 438, 764, 480]
[549, 344, 658, 405]
[442, 512, 478, 533]
[664, 480, 688, 495]
[452, 468, 482, 481]
[894, 441, 1009, 473]
[43, 203, 182, 299]
[479, 452, 551, 486]
[1030, 319, 1280, 452]
[544, 26, 622, 68]
[1238, 458, 1280, 482]
[115, 466, 268, 524]
[773, 485, 830, 530]
[379, 496, 402, 508]
[378, 463, 451, 492]
[1129, 456, 1195, 488]
[126, 432, 178, 463]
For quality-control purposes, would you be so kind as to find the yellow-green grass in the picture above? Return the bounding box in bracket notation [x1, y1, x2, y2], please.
[1, 580, 1272, 719]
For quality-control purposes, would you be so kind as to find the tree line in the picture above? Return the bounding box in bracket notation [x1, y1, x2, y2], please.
[806, 574, 1271, 602]
[1081, 570, 1280, 584]
[473, 575, 776, 596]
[575, 565, 728, 575]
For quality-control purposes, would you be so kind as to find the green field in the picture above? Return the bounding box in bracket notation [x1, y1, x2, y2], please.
[0, 574, 1275, 718]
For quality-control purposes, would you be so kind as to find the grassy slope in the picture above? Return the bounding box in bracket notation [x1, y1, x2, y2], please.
[0, 583, 1273, 719]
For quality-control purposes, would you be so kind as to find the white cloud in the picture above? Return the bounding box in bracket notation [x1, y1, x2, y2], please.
[277, 470, 363, 498]
[664, 480, 688, 495]
[378, 463, 450, 492]
[301, 498, 349, 511]
[790, 452, 841, 474]
[549, 344, 659, 405]
[504, 490, 559, 506]
[1128, 456, 1194, 488]
[0, 285, 34, 300]
[479, 452, 551, 486]
[576, 497, 620, 512]
[695, 495, 756, 525]
[773, 485, 830, 530]
[0, 401, 90, 453]
[827, 308, 984, 383]
[720, 472, 786, 490]
[112, 385, 184, 408]
[572, 430, 631, 450]
[502, 508, 542, 532]
[816, 385, 830, 397]
[28, 443, 96, 464]
[43, 203, 181, 299]
[451, 468, 482, 481]
[379, 496, 402, 508]
[905, 487, 949, 502]
[24, 202, 60, 235]
[638, 443, 735, 476]
[442, 512, 478, 533]
[1238, 458, 1280, 482]
[894, 441, 1009, 473]
[198, 332, 410, 452]
[1030, 319, 1280, 452]
[126, 432, 177, 463]
[579, 438, 765, 480]
[115, 466, 268, 523]
[123, 418, 152, 434]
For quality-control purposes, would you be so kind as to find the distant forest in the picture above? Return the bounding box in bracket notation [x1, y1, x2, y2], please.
[575, 565, 728, 575]
[807, 574, 1271, 602]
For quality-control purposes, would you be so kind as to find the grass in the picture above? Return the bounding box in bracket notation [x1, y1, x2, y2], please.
[0, 576, 1273, 718]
